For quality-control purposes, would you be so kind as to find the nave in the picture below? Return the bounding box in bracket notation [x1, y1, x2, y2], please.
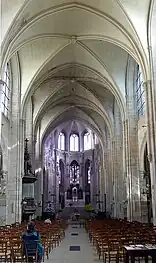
[1, 3, 156, 263]
[45, 224, 96, 263]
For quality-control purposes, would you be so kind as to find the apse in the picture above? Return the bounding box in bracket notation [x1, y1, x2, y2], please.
[42, 120, 102, 215]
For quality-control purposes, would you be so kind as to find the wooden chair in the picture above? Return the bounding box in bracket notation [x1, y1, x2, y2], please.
[10, 239, 24, 262]
[0, 220, 65, 263]
[23, 241, 39, 263]
[41, 236, 49, 261]
[0, 239, 11, 262]
[96, 238, 108, 261]
[104, 241, 120, 263]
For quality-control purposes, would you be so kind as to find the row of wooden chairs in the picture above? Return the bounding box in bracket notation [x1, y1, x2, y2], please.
[0, 220, 66, 262]
[87, 219, 156, 263]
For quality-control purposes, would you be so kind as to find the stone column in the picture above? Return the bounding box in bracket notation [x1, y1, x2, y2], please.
[6, 54, 23, 224]
[102, 131, 113, 215]
[47, 153, 56, 209]
[80, 153, 84, 188]
[111, 140, 116, 217]
[23, 98, 35, 204]
[34, 124, 42, 217]
[25, 99, 34, 164]
[98, 148, 106, 212]
[125, 57, 141, 221]
[43, 166, 48, 212]
[113, 102, 125, 218]
[63, 152, 67, 191]
[82, 154, 86, 191]
[0, 82, 6, 225]
[54, 149, 57, 209]
[99, 158, 105, 212]
[66, 134, 69, 152]
[55, 154, 60, 210]
[143, 80, 156, 225]
[91, 150, 97, 208]
[80, 133, 84, 152]
[123, 120, 129, 219]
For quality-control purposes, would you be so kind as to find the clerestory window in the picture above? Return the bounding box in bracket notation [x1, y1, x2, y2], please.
[136, 65, 145, 116]
[58, 132, 65, 151]
[70, 133, 79, 151]
[84, 132, 92, 150]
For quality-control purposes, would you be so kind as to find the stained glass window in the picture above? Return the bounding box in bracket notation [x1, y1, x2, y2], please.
[136, 65, 145, 116]
[88, 166, 91, 184]
[70, 161, 80, 184]
[1, 63, 11, 117]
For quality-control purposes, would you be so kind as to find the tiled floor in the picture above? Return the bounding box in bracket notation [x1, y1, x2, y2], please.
[44, 225, 98, 263]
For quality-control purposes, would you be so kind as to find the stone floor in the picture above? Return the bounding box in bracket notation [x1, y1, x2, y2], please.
[44, 224, 98, 263]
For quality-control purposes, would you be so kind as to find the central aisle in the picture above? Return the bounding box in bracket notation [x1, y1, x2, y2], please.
[45, 225, 98, 263]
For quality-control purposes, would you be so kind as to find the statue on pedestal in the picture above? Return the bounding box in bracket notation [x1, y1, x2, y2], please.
[24, 138, 34, 177]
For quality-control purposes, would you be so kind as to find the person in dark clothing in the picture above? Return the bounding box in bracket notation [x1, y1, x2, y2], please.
[22, 221, 44, 263]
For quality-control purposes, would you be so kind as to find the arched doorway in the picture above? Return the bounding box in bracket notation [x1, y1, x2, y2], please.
[144, 143, 152, 224]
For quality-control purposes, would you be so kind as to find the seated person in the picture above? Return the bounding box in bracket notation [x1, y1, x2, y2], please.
[44, 218, 52, 224]
[22, 221, 44, 263]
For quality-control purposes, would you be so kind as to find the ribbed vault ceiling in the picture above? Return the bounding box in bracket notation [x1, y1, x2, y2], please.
[1, 0, 153, 143]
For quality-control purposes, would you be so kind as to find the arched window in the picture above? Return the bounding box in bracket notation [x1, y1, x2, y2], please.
[84, 132, 92, 150]
[2, 63, 11, 117]
[70, 133, 79, 151]
[136, 64, 145, 116]
[58, 132, 65, 151]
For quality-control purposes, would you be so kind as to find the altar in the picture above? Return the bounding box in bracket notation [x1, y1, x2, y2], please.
[65, 191, 85, 207]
